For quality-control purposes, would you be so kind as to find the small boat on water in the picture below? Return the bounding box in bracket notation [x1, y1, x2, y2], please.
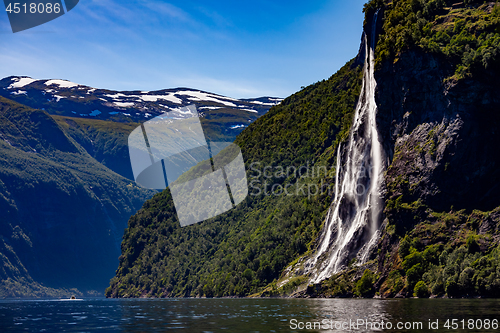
[59, 295, 83, 301]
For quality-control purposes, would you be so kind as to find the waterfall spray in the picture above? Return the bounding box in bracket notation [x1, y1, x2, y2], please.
[306, 11, 386, 283]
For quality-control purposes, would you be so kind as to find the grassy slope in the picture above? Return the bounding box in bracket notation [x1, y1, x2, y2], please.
[52, 115, 139, 180]
[106, 59, 364, 298]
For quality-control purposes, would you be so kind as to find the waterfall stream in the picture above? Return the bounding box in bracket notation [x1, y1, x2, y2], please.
[306, 12, 386, 283]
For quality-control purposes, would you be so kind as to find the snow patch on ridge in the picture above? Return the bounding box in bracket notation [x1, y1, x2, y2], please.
[105, 93, 128, 99]
[114, 102, 135, 108]
[8, 77, 36, 89]
[45, 80, 79, 88]
[176, 90, 237, 107]
[138, 94, 182, 104]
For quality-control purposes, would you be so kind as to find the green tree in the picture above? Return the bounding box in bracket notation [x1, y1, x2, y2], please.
[414, 281, 430, 298]
[355, 269, 375, 297]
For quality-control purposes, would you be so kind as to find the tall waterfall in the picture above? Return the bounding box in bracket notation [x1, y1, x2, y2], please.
[306, 11, 386, 283]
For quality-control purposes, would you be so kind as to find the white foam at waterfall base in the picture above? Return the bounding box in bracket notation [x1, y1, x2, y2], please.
[306, 11, 386, 284]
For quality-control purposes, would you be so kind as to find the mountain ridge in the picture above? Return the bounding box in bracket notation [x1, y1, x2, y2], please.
[0, 70, 280, 297]
[0, 76, 281, 124]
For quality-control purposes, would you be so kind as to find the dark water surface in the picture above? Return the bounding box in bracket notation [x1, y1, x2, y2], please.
[1, 298, 499, 332]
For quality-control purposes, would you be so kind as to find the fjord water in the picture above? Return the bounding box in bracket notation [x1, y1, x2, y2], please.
[1, 298, 499, 332]
[306, 11, 386, 283]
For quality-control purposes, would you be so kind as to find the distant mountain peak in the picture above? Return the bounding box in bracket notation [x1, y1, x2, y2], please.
[0, 76, 283, 123]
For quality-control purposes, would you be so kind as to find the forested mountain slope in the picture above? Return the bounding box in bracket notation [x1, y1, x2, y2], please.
[106, 59, 364, 298]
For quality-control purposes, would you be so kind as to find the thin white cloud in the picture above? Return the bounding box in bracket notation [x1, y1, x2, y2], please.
[139, 0, 191, 22]
[194, 6, 234, 29]
[87, 0, 138, 23]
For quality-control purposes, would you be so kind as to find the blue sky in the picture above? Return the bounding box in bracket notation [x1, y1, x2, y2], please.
[0, 0, 367, 98]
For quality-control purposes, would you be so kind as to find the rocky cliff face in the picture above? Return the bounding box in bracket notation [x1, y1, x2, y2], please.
[302, 1, 500, 299]
[366, 44, 500, 298]
[377, 50, 500, 214]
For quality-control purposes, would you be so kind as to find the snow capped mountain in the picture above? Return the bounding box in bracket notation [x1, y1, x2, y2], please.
[0, 76, 282, 126]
